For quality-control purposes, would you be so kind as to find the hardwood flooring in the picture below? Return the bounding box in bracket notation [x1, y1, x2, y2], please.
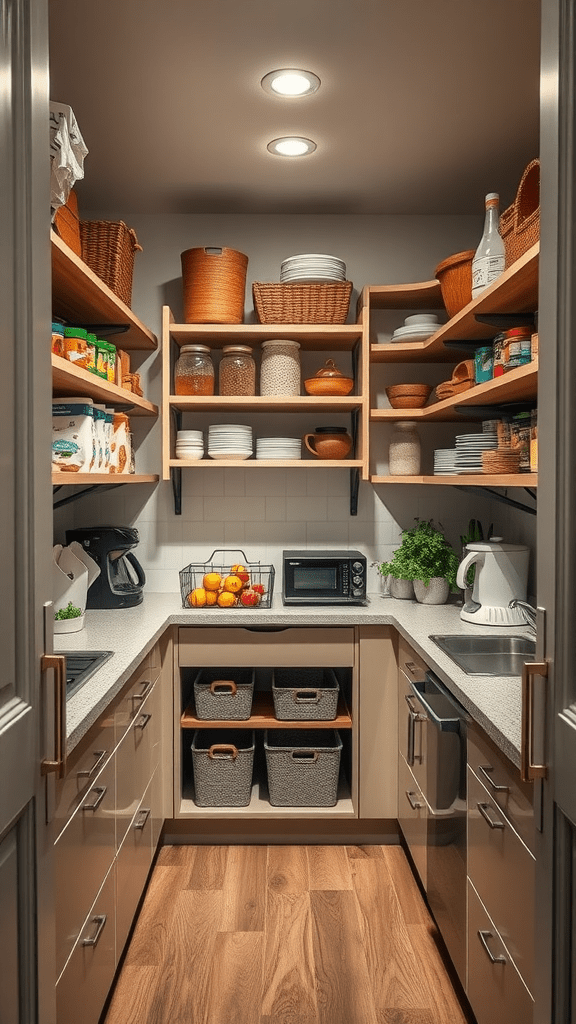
[103, 845, 471, 1024]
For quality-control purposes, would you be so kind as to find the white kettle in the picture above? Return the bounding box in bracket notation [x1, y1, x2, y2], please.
[456, 539, 530, 626]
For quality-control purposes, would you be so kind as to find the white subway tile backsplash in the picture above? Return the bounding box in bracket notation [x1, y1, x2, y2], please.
[248, 468, 287, 496]
[307, 521, 350, 546]
[223, 467, 246, 496]
[203, 495, 265, 522]
[200, 468, 225, 496]
[306, 471, 329, 496]
[265, 496, 286, 522]
[143, 569, 180, 594]
[327, 470, 352, 496]
[286, 495, 328, 522]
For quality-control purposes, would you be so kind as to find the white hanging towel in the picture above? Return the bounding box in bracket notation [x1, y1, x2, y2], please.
[49, 100, 88, 215]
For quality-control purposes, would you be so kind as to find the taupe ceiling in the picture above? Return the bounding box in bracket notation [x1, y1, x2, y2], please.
[48, 0, 541, 215]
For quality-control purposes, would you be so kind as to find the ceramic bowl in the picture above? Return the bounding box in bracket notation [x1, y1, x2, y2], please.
[404, 313, 440, 326]
[304, 376, 354, 396]
[386, 384, 432, 409]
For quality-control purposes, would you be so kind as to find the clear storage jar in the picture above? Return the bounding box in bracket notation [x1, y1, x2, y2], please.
[175, 344, 215, 396]
[389, 421, 421, 475]
[219, 345, 256, 396]
[260, 339, 301, 396]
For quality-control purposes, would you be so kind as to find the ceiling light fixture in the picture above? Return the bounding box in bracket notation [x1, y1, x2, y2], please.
[261, 69, 321, 97]
[267, 137, 317, 157]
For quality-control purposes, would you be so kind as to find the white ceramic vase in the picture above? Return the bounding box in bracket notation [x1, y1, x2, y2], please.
[390, 577, 415, 600]
[413, 577, 449, 605]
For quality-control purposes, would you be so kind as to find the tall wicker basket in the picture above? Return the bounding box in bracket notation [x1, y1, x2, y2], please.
[499, 159, 540, 269]
[181, 247, 248, 324]
[80, 220, 142, 308]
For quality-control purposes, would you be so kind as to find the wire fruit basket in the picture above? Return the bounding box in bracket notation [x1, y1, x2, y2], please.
[180, 549, 275, 610]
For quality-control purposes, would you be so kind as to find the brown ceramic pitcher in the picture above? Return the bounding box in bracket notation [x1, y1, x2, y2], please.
[303, 426, 353, 460]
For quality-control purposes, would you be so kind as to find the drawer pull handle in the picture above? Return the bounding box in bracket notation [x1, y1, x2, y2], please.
[406, 790, 424, 811]
[82, 914, 107, 948]
[477, 801, 505, 830]
[521, 660, 548, 782]
[77, 750, 108, 779]
[41, 653, 66, 778]
[135, 712, 152, 731]
[82, 786, 107, 812]
[405, 694, 426, 766]
[405, 661, 419, 677]
[134, 807, 151, 830]
[131, 681, 153, 705]
[477, 764, 509, 793]
[477, 929, 506, 965]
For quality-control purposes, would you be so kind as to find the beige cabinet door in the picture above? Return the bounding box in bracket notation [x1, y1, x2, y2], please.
[115, 783, 155, 955]
[467, 880, 534, 1024]
[56, 865, 116, 1024]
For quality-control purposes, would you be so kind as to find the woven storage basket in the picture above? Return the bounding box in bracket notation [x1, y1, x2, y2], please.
[500, 159, 540, 269]
[193, 667, 255, 721]
[80, 220, 142, 307]
[253, 281, 352, 324]
[181, 247, 248, 324]
[53, 189, 81, 257]
[272, 668, 339, 721]
[264, 729, 342, 806]
[191, 729, 255, 807]
[434, 250, 474, 318]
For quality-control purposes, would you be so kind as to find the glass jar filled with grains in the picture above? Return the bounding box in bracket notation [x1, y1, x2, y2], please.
[260, 339, 301, 396]
[219, 344, 256, 396]
[174, 344, 214, 396]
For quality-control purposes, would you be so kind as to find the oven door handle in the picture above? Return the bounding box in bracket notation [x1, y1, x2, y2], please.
[405, 694, 427, 766]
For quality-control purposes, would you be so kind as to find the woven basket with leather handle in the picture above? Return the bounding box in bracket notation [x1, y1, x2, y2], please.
[80, 220, 142, 307]
[500, 159, 540, 268]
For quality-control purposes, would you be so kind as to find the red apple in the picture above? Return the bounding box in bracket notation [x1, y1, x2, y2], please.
[251, 583, 265, 595]
[240, 590, 260, 607]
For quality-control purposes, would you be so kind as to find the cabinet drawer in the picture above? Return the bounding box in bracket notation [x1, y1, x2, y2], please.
[397, 671, 427, 795]
[178, 627, 356, 667]
[114, 655, 161, 742]
[398, 635, 428, 684]
[54, 755, 116, 977]
[397, 752, 427, 890]
[54, 714, 115, 842]
[467, 879, 534, 1024]
[56, 863, 116, 1024]
[468, 766, 535, 992]
[115, 682, 159, 847]
[116, 783, 154, 957]
[468, 722, 535, 854]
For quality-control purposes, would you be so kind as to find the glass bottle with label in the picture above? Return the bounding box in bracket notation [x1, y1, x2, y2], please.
[471, 193, 505, 298]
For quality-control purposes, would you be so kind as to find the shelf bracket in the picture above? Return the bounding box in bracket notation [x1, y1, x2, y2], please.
[453, 485, 537, 516]
[171, 467, 182, 516]
[350, 469, 360, 516]
[53, 482, 123, 510]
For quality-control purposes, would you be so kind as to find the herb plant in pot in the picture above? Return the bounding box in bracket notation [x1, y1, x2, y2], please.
[377, 519, 459, 604]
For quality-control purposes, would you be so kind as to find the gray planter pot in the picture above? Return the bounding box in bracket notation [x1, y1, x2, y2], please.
[390, 577, 415, 600]
[413, 577, 450, 605]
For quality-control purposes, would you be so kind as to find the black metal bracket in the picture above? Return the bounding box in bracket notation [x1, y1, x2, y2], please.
[53, 481, 125, 510]
[350, 468, 360, 516]
[474, 313, 536, 329]
[171, 408, 183, 514]
[453, 401, 535, 418]
[453, 485, 537, 515]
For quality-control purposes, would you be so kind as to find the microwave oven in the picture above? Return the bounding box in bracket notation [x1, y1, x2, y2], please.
[282, 549, 367, 605]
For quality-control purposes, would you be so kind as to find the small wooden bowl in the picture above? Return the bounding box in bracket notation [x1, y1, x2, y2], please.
[304, 377, 354, 396]
[386, 384, 432, 409]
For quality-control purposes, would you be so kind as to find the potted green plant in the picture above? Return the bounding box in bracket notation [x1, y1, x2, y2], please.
[377, 519, 460, 604]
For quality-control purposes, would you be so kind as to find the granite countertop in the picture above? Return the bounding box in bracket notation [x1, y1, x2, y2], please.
[55, 591, 532, 767]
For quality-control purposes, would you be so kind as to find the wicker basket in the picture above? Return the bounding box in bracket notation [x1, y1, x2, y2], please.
[434, 250, 474, 318]
[264, 729, 342, 806]
[53, 189, 81, 257]
[271, 668, 339, 721]
[253, 281, 352, 324]
[191, 729, 255, 807]
[193, 667, 255, 720]
[181, 247, 248, 324]
[500, 159, 540, 269]
[80, 220, 142, 308]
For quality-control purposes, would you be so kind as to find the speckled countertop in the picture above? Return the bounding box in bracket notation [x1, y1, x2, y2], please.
[55, 591, 532, 767]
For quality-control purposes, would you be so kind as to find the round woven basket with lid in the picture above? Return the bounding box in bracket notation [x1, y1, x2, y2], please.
[181, 247, 248, 324]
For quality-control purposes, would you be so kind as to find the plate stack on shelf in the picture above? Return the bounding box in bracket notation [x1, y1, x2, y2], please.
[207, 423, 253, 460]
[390, 313, 440, 344]
[433, 448, 458, 475]
[175, 430, 204, 461]
[454, 431, 498, 473]
[279, 253, 346, 283]
[255, 436, 302, 460]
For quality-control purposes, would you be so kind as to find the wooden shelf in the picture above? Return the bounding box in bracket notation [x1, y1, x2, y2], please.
[368, 244, 539, 363]
[52, 355, 158, 415]
[51, 232, 157, 351]
[52, 473, 159, 486]
[370, 361, 538, 422]
[181, 691, 352, 730]
[371, 474, 537, 486]
[169, 394, 363, 414]
[358, 278, 444, 313]
[168, 322, 363, 350]
[178, 779, 355, 819]
[167, 458, 363, 470]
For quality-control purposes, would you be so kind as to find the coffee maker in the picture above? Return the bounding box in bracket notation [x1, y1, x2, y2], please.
[66, 526, 146, 608]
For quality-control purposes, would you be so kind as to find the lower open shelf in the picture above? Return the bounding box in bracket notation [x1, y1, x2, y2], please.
[181, 692, 352, 730]
[178, 776, 356, 819]
[371, 474, 537, 486]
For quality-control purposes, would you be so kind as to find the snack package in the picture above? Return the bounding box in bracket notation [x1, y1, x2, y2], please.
[52, 398, 95, 473]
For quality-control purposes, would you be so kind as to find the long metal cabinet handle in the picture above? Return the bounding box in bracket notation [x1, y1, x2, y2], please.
[41, 654, 67, 778]
[77, 750, 107, 779]
[521, 660, 548, 782]
[406, 790, 424, 811]
[405, 693, 426, 766]
[477, 801, 505, 830]
[82, 786, 107, 812]
[477, 764, 509, 792]
[82, 914, 107, 948]
[477, 929, 506, 965]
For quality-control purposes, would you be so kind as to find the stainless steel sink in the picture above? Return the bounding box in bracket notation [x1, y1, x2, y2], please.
[429, 634, 536, 676]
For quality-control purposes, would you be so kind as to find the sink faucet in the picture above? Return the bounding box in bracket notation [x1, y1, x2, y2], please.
[509, 599, 537, 639]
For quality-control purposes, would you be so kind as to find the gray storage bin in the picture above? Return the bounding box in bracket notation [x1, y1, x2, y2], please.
[272, 667, 339, 721]
[191, 730, 255, 806]
[264, 729, 342, 807]
[193, 667, 255, 720]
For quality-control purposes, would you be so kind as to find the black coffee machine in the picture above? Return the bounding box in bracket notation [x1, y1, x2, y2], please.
[66, 526, 146, 608]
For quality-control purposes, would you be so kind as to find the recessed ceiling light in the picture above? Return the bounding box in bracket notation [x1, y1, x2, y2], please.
[267, 137, 317, 157]
[261, 69, 321, 97]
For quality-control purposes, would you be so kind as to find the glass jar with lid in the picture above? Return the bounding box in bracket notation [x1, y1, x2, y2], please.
[219, 344, 256, 396]
[260, 339, 301, 396]
[174, 344, 215, 396]
[388, 421, 421, 476]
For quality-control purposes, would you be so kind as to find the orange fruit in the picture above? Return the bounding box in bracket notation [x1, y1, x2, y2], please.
[217, 590, 237, 607]
[230, 564, 250, 583]
[203, 572, 222, 591]
[223, 574, 243, 593]
[188, 587, 207, 607]
[205, 590, 218, 606]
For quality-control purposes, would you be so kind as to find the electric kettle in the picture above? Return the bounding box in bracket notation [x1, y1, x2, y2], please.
[456, 539, 530, 625]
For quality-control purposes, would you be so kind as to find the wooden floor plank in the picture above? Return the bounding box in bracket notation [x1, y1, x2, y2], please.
[123, 865, 181, 967]
[186, 844, 229, 890]
[267, 844, 310, 895]
[104, 966, 159, 1024]
[262, 890, 318, 1022]
[346, 845, 386, 860]
[378, 1011, 435, 1024]
[205, 931, 263, 1024]
[382, 846, 430, 926]
[310, 889, 378, 1024]
[221, 845, 267, 931]
[406, 923, 470, 1024]
[307, 845, 353, 890]
[156, 844, 196, 868]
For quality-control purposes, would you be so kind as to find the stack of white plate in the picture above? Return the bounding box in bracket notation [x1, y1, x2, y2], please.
[279, 253, 346, 283]
[433, 448, 458, 475]
[455, 432, 498, 473]
[255, 436, 301, 460]
[390, 313, 440, 344]
[175, 430, 204, 460]
[207, 423, 253, 460]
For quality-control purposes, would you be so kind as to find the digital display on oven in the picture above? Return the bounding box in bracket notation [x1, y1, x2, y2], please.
[293, 566, 338, 590]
